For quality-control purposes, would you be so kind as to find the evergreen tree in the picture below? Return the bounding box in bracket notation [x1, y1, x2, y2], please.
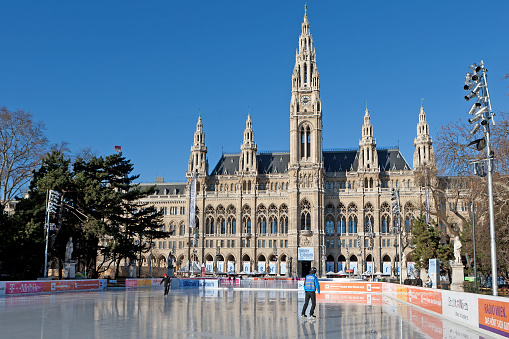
[410, 216, 454, 277]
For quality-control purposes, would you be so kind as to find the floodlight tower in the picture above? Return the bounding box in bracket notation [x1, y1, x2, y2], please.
[464, 60, 497, 295]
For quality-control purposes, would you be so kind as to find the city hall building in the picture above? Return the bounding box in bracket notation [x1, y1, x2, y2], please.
[136, 9, 460, 278]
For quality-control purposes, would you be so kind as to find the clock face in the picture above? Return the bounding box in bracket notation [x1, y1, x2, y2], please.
[301, 96, 311, 105]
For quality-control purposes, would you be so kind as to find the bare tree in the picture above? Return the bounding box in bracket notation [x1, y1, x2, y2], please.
[0, 106, 48, 207]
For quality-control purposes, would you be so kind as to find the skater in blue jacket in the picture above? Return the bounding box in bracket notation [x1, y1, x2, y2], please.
[301, 267, 320, 318]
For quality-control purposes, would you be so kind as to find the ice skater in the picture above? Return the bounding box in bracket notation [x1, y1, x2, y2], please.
[160, 273, 171, 295]
[301, 267, 320, 318]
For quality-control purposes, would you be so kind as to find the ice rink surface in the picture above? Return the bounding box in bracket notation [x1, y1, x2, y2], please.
[0, 288, 498, 339]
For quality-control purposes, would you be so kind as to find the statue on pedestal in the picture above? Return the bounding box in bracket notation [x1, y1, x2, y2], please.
[454, 236, 462, 264]
[65, 237, 73, 262]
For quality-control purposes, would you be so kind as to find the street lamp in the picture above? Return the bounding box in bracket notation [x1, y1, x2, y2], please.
[464, 60, 498, 296]
[391, 188, 402, 284]
[366, 220, 374, 281]
[149, 241, 154, 278]
[43, 190, 60, 278]
[168, 242, 175, 277]
[270, 243, 277, 276]
[357, 234, 362, 276]
[216, 246, 221, 274]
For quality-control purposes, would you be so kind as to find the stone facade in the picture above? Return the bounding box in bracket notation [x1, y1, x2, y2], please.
[133, 10, 466, 278]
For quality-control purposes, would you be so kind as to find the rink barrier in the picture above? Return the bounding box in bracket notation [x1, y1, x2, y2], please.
[316, 280, 509, 338]
[0, 279, 107, 296]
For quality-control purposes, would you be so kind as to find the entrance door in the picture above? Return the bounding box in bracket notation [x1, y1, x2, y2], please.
[301, 261, 311, 277]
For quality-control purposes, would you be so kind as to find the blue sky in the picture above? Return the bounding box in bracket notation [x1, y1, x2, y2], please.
[1, 1, 508, 183]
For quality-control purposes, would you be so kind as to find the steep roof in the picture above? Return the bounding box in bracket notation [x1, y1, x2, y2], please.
[210, 148, 411, 176]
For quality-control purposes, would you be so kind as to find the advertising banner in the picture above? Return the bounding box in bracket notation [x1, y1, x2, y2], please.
[350, 262, 358, 274]
[280, 262, 286, 275]
[429, 259, 440, 288]
[217, 261, 225, 273]
[227, 261, 235, 273]
[5, 279, 106, 295]
[338, 262, 346, 272]
[0, 281, 5, 295]
[206, 261, 213, 273]
[5, 281, 45, 295]
[319, 282, 382, 293]
[366, 262, 373, 273]
[243, 261, 250, 273]
[406, 287, 443, 314]
[383, 262, 391, 275]
[269, 262, 276, 274]
[318, 293, 383, 305]
[407, 262, 416, 278]
[297, 247, 314, 261]
[478, 297, 509, 337]
[442, 290, 477, 327]
[326, 261, 334, 272]
[258, 262, 266, 273]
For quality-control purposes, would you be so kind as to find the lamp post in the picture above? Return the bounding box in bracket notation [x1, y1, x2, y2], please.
[391, 188, 402, 284]
[273, 243, 278, 276]
[149, 241, 154, 278]
[168, 242, 175, 277]
[43, 190, 60, 278]
[366, 220, 374, 281]
[216, 246, 221, 275]
[357, 234, 362, 276]
[345, 244, 350, 277]
[464, 61, 498, 295]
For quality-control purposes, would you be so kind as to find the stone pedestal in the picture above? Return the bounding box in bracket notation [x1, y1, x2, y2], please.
[63, 262, 76, 279]
[128, 264, 137, 278]
[450, 263, 465, 292]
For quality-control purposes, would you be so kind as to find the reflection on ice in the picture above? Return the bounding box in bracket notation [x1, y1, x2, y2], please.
[0, 289, 498, 339]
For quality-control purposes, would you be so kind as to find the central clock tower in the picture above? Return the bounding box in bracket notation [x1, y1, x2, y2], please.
[288, 6, 325, 277]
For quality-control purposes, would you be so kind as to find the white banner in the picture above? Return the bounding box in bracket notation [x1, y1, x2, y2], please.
[269, 261, 276, 274]
[243, 261, 250, 273]
[227, 261, 235, 273]
[189, 171, 197, 228]
[258, 262, 266, 273]
[298, 247, 314, 261]
[442, 290, 478, 328]
[326, 261, 334, 272]
[217, 261, 225, 273]
[366, 262, 373, 273]
[280, 262, 286, 275]
[206, 261, 213, 273]
[350, 262, 358, 274]
[383, 262, 391, 275]
[338, 262, 346, 272]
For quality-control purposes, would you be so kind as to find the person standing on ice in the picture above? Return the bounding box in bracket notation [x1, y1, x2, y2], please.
[301, 267, 320, 318]
[160, 273, 171, 295]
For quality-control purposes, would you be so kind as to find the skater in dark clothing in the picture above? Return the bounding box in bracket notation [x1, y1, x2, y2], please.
[301, 267, 320, 318]
[160, 273, 171, 295]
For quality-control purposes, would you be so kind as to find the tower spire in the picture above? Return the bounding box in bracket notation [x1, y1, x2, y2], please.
[413, 104, 435, 168]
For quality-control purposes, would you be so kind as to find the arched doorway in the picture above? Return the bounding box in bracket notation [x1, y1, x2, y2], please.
[257, 255, 266, 273]
[242, 254, 251, 273]
[366, 254, 374, 274]
[205, 254, 214, 273]
[338, 255, 346, 272]
[226, 254, 235, 273]
[382, 254, 391, 276]
[349, 255, 358, 274]
[216, 254, 225, 273]
[268, 254, 278, 275]
[326, 255, 335, 273]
